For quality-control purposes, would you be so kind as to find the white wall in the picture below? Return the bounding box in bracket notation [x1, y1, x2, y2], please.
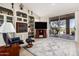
[75, 11, 79, 42]
[35, 17, 48, 22]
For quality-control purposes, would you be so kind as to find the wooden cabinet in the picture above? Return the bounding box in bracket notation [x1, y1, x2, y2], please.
[0, 44, 20, 56]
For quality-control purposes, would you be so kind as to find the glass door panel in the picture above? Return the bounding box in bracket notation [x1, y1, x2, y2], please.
[50, 20, 59, 37]
[70, 18, 75, 36]
[59, 20, 66, 35]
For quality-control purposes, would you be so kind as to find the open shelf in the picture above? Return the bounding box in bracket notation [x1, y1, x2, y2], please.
[16, 11, 27, 18]
[28, 16, 35, 37]
[0, 6, 13, 16]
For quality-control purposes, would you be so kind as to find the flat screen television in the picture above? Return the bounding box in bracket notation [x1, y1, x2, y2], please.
[16, 22, 27, 33]
[35, 22, 47, 29]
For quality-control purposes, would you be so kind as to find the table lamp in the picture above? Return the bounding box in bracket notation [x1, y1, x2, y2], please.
[0, 22, 16, 47]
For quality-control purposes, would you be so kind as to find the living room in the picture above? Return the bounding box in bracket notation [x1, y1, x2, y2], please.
[0, 3, 79, 56]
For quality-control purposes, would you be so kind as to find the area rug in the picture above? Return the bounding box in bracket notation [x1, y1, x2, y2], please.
[24, 37, 77, 56]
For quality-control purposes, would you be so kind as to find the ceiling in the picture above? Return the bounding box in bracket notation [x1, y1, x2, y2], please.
[24, 3, 79, 17]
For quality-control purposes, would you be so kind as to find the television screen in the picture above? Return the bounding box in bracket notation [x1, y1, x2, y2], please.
[16, 22, 27, 33]
[35, 22, 47, 29]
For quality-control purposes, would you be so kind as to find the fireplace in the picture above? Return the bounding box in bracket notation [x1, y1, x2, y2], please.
[35, 29, 47, 38]
[35, 22, 47, 38]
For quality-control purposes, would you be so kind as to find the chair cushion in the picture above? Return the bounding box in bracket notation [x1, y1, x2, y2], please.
[11, 37, 24, 44]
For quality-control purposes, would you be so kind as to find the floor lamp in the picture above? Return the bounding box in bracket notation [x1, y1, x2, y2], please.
[0, 22, 16, 47]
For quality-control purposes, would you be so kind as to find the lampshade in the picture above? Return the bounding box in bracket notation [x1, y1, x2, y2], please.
[0, 22, 16, 33]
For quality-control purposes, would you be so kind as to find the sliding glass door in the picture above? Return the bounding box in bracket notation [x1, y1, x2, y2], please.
[50, 20, 59, 37]
[69, 18, 75, 36]
[49, 13, 75, 40]
[49, 19, 66, 37]
[59, 20, 66, 35]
